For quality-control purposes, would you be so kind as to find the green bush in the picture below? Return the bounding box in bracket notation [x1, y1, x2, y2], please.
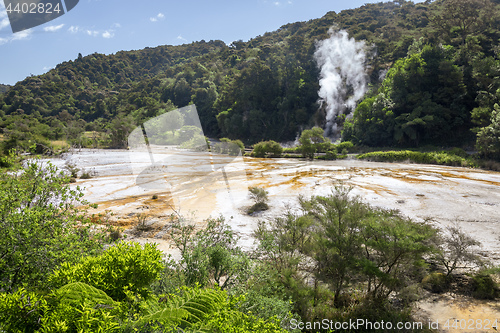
[357, 150, 477, 167]
[40, 282, 120, 332]
[0, 160, 104, 292]
[0, 154, 13, 168]
[213, 138, 244, 156]
[471, 272, 498, 299]
[422, 272, 447, 293]
[49, 242, 165, 301]
[251, 140, 283, 158]
[248, 201, 270, 215]
[282, 147, 300, 154]
[335, 141, 354, 153]
[0, 287, 47, 332]
[325, 150, 338, 160]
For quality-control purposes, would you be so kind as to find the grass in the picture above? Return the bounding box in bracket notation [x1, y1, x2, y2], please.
[50, 140, 71, 154]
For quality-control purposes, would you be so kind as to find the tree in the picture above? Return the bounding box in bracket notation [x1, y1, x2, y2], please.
[301, 185, 369, 305]
[107, 114, 135, 148]
[253, 184, 439, 315]
[359, 210, 436, 299]
[170, 216, 249, 290]
[346, 45, 469, 146]
[0, 159, 104, 292]
[431, 0, 495, 46]
[476, 104, 500, 160]
[298, 127, 329, 159]
[434, 224, 483, 276]
[251, 140, 283, 158]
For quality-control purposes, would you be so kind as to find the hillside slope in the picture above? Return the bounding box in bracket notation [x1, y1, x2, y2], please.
[1, 0, 499, 157]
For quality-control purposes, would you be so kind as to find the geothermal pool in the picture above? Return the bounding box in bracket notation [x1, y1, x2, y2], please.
[47, 148, 500, 264]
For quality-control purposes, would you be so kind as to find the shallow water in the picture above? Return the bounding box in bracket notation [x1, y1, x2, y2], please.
[47, 148, 500, 263]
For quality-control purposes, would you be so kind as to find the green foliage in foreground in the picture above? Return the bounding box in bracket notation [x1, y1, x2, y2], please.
[168, 216, 250, 290]
[0, 157, 105, 292]
[49, 242, 165, 302]
[357, 150, 478, 167]
[0, 243, 286, 333]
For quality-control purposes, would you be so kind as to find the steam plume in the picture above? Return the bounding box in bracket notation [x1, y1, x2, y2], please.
[314, 28, 368, 137]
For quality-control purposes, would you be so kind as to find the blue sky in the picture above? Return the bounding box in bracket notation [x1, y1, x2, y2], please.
[1, 0, 422, 85]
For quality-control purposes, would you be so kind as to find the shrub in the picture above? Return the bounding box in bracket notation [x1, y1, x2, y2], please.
[49, 242, 165, 301]
[0, 154, 13, 168]
[336, 141, 354, 153]
[325, 150, 338, 160]
[247, 201, 270, 215]
[247, 187, 270, 214]
[213, 138, 244, 156]
[0, 160, 104, 292]
[422, 272, 447, 293]
[471, 272, 498, 299]
[357, 150, 477, 167]
[80, 171, 92, 179]
[251, 141, 282, 158]
[0, 287, 47, 332]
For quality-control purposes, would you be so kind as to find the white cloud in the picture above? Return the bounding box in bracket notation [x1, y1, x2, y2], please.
[68, 25, 80, 33]
[112, 23, 121, 28]
[150, 12, 165, 22]
[177, 35, 187, 42]
[264, 0, 292, 6]
[11, 29, 32, 41]
[86, 29, 99, 36]
[0, 2, 9, 31]
[44, 24, 65, 32]
[0, 28, 34, 45]
[102, 30, 114, 38]
[0, 17, 9, 31]
[69, 25, 115, 38]
[0, 19, 34, 45]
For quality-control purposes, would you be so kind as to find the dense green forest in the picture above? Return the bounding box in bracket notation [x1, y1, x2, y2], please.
[0, 85, 10, 94]
[0, 0, 500, 159]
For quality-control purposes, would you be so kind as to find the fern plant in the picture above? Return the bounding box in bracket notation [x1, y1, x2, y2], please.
[39, 282, 120, 333]
[136, 286, 225, 331]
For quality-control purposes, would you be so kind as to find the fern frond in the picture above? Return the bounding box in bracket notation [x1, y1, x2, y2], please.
[55, 282, 115, 307]
[137, 287, 226, 330]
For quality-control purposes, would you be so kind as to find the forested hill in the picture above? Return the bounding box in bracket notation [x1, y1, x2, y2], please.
[0, 84, 10, 94]
[1, 0, 500, 158]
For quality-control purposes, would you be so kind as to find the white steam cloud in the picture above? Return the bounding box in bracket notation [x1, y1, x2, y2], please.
[314, 28, 368, 137]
